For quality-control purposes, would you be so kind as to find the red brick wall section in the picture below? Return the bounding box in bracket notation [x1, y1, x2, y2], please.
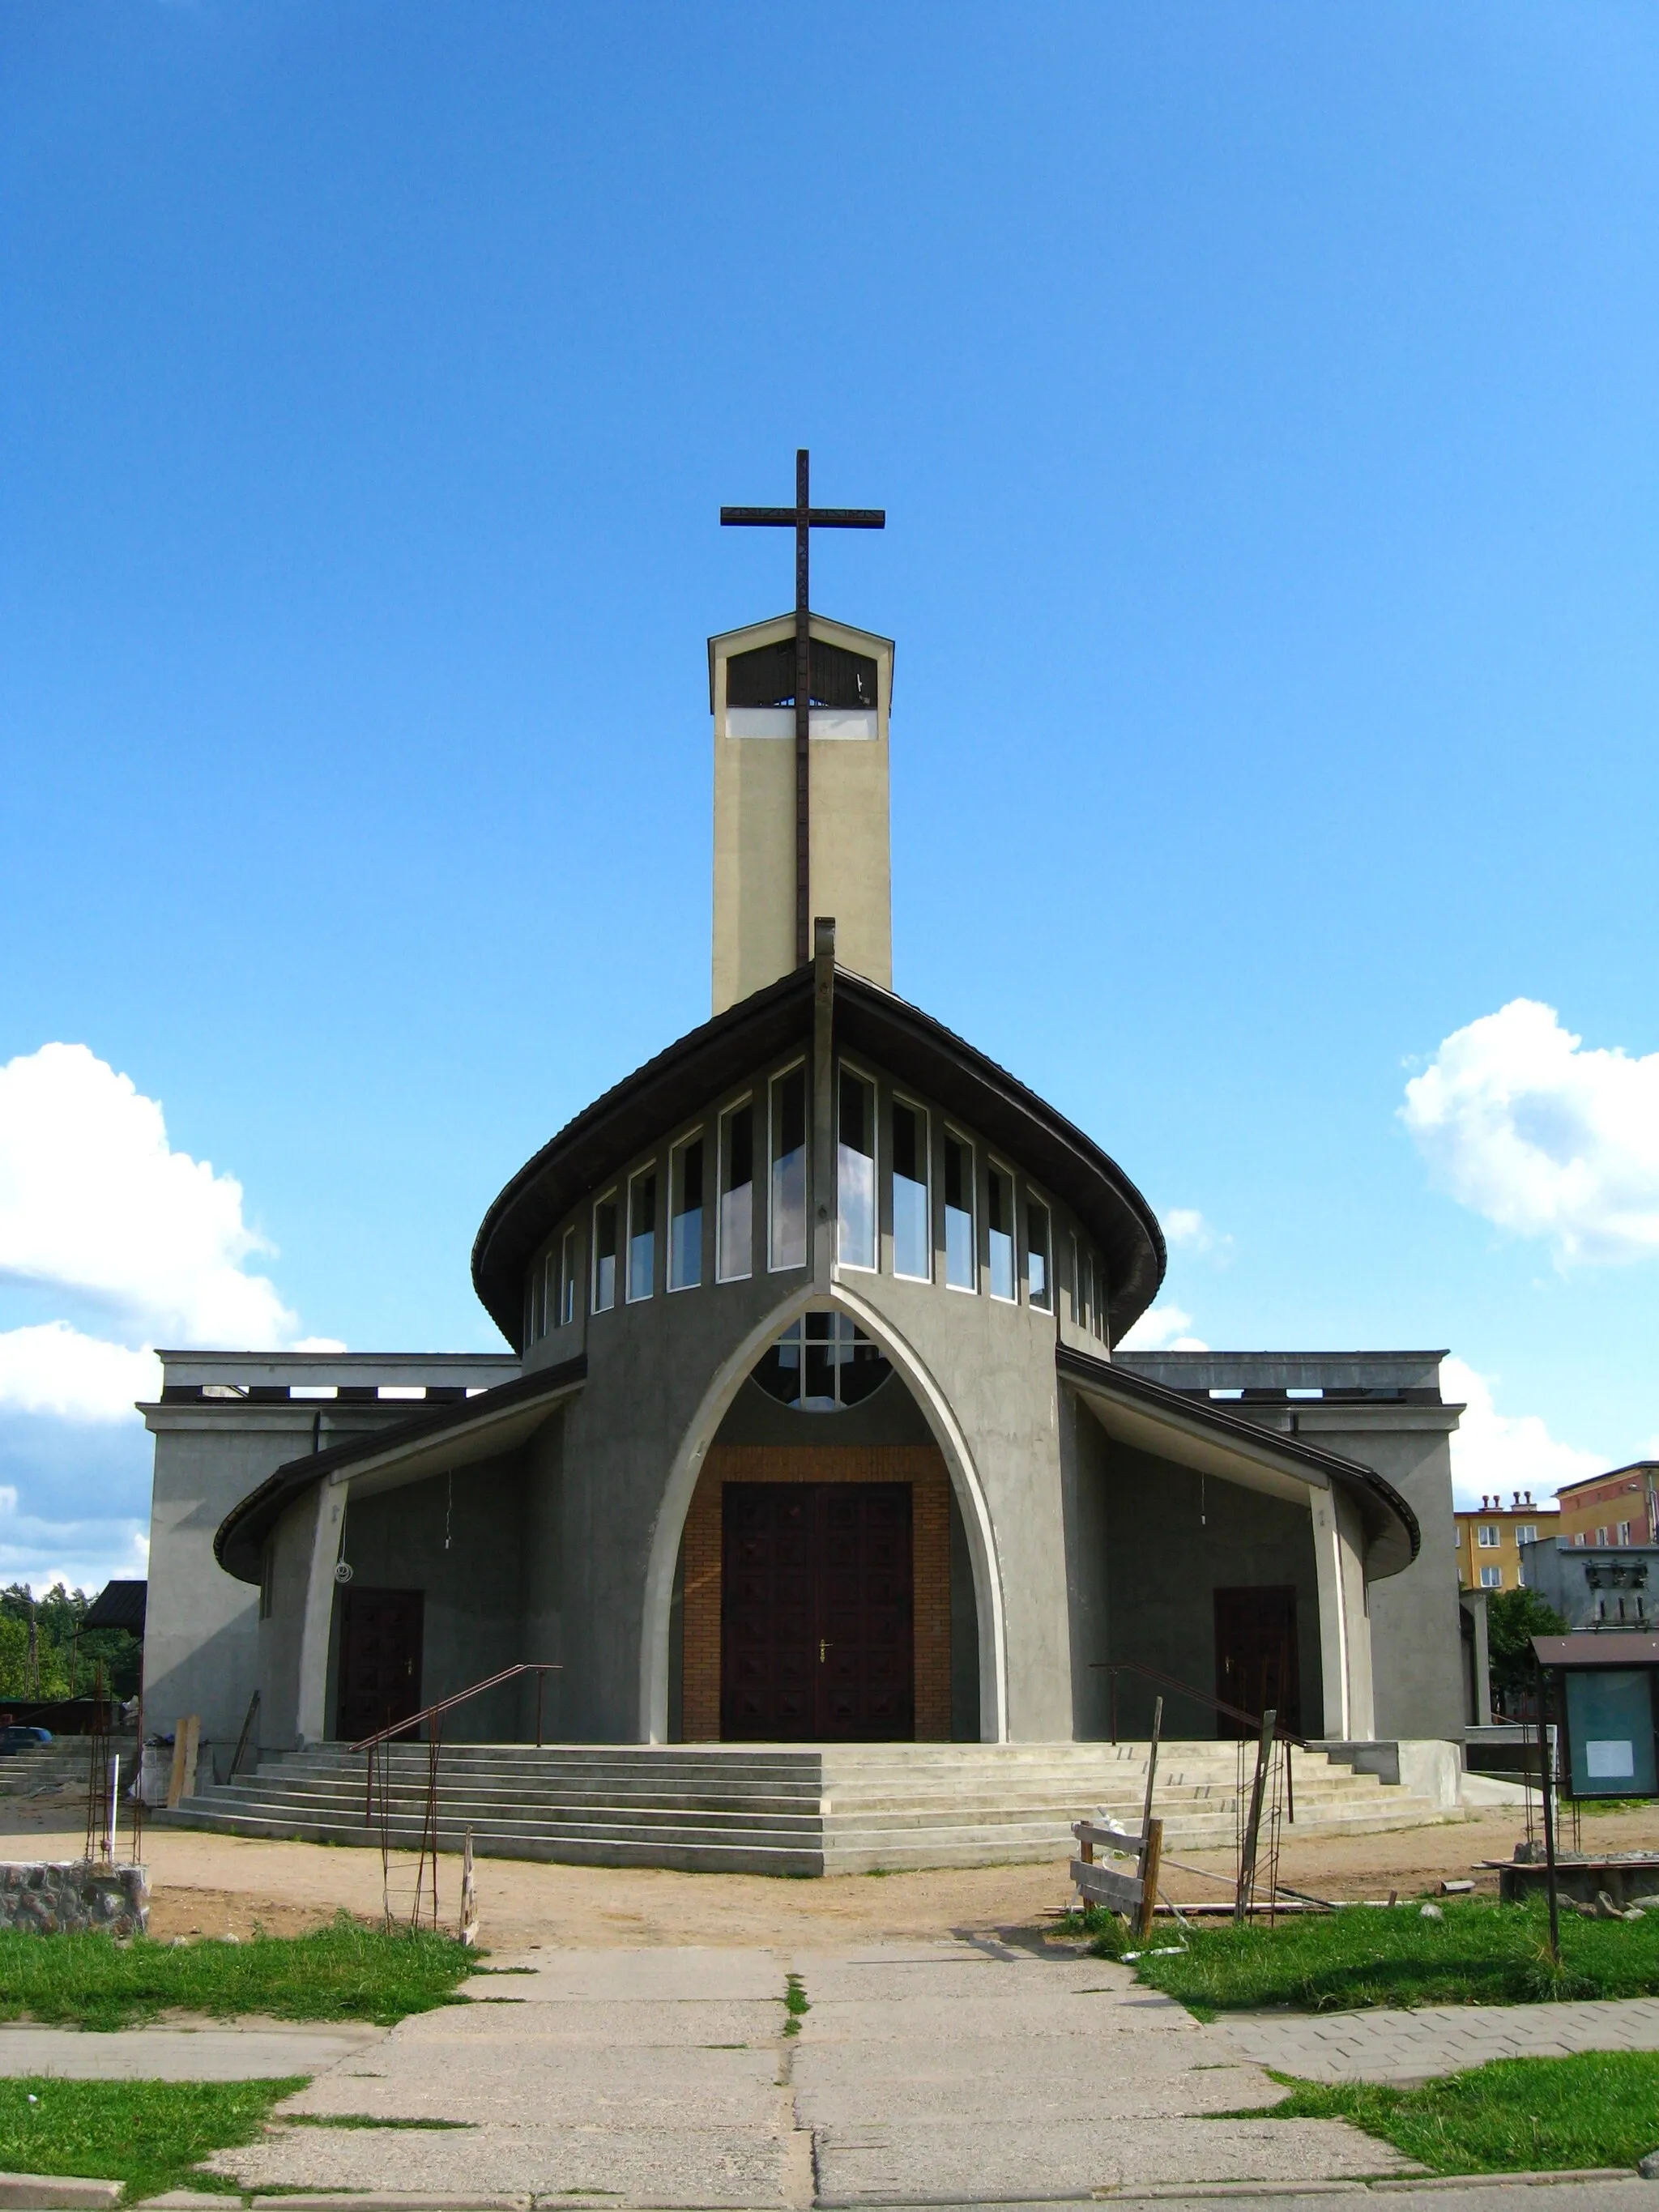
[681, 1443, 952, 1742]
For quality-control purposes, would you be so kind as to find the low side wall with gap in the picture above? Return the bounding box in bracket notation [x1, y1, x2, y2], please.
[0, 1860, 148, 1935]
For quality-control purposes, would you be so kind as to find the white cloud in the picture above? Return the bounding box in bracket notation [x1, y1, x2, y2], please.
[1118, 1302, 1209, 1353]
[0, 1042, 297, 1343]
[0, 1326, 160, 1422]
[1402, 999, 1659, 1265]
[0, 1043, 337, 1433]
[0, 1482, 150, 1597]
[1162, 1208, 1230, 1259]
[1442, 1356, 1603, 1511]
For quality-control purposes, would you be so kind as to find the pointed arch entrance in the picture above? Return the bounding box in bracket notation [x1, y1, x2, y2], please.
[638, 1285, 1008, 1743]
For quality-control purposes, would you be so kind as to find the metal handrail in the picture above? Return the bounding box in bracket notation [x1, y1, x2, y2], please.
[350, 1660, 562, 1754]
[355, 1660, 562, 1827]
[1092, 1659, 1312, 1753]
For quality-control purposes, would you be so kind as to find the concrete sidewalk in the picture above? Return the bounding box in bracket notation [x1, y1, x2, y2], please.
[7, 1939, 1628, 2208]
[202, 1941, 1409, 2206]
[0, 2022, 382, 2080]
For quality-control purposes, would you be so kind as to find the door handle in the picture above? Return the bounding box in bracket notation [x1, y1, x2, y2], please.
[819, 1640, 830, 1664]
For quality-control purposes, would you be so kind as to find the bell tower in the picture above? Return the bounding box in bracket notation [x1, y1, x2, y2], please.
[708, 610, 894, 1013]
[711, 450, 890, 1015]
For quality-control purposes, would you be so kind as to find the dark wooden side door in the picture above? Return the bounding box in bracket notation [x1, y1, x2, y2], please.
[722, 1484, 914, 1741]
[1213, 1585, 1300, 1737]
[336, 1588, 424, 1744]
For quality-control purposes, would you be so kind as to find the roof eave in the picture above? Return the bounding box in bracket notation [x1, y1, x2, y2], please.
[1058, 1341, 1420, 1576]
[215, 1357, 587, 1584]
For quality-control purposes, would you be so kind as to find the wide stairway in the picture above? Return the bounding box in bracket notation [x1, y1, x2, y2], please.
[167, 1739, 1454, 1875]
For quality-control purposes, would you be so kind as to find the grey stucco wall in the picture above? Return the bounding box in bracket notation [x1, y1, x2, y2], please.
[145, 1415, 307, 1754]
[258, 1482, 323, 1753]
[948, 1486, 981, 1741]
[146, 1399, 444, 1767]
[1060, 1385, 1112, 1741]
[326, 1458, 529, 1741]
[1520, 1538, 1658, 1631]
[1077, 1417, 1325, 1741]
[519, 1417, 567, 1739]
[1310, 1417, 1463, 1742]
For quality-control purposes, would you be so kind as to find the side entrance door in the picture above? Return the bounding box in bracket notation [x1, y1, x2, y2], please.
[336, 1587, 424, 1745]
[1213, 1585, 1301, 1737]
[722, 1484, 914, 1741]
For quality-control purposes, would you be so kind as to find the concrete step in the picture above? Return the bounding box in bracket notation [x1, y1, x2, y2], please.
[162, 1734, 1451, 1875]
[164, 1796, 1452, 1876]
[0, 1741, 136, 1799]
[165, 1739, 1456, 1873]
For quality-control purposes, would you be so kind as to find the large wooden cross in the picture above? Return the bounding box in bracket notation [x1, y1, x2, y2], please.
[721, 450, 885, 967]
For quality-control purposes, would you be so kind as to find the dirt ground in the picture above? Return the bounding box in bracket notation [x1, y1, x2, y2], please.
[5, 1786, 1656, 1950]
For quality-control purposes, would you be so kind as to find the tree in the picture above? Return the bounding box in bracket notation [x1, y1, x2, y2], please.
[0, 1583, 142, 1703]
[1486, 1583, 1567, 1708]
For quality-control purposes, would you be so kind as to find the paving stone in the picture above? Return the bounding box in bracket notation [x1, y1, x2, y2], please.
[0, 2178, 122, 2210]
[480, 1946, 780, 2001]
[0, 2025, 382, 2081]
[1214, 2001, 1659, 2085]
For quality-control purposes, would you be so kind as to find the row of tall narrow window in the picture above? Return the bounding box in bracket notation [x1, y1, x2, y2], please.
[527, 1063, 1111, 1335]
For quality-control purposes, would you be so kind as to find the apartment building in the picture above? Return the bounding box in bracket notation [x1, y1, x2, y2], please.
[1553, 1463, 1659, 1549]
[1455, 1491, 1558, 1592]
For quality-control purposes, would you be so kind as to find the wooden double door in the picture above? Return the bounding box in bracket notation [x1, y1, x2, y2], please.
[721, 1483, 914, 1741]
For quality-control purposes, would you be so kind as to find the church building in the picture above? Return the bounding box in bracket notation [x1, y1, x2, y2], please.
[143, 459, 1467, 1851]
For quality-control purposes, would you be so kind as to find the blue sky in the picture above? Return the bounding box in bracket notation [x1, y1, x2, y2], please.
[2, 3, 1657, 1588]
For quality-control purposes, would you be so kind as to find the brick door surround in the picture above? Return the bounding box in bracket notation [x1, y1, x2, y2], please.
[681, 1443, 951, 1741]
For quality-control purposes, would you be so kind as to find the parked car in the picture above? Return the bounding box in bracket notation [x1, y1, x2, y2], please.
[0, 1725, 53, 1755]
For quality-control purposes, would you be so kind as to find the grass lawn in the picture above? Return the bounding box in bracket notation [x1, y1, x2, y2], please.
[0, 1915, 477, 2030]
[0, 2075, 303, 2200]
[1068, 1899, 1659, 2013]
[1233, 2052, 1659, 2174]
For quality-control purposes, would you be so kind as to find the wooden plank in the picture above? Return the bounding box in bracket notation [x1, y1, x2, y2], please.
[166, 1715, 200, 1809]
[1071, 1858, 1143, 1914]
[1235, 1710, 1276, 1924]
[1137, 1816, 1164, 1941]
[1073, 1819, 1146, 1856]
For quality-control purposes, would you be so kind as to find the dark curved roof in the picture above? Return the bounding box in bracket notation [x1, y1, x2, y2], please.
[472, 964, 1166, 1348]
[215, 1359, 586, 1583]
[1056, 1342, 1421, 1578]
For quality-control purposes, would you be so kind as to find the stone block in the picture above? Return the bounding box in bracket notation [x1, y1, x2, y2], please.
[0, 1863, 148, 1937]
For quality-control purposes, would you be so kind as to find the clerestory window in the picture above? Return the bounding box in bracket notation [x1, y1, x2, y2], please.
[558, 1225, 578, 1329]
[1026, 1199, 1052, 1311]
[669, 1135, 705, 1291]
[718, 1101, 754, 1282]
[591, 1194, 618, 1314]
[838, 1067, 876, 1271]
[987, 1165, 1017, 1302]
[944, 1131, 975, 1291]
[770, 1066, 808, 1271]
[891, 1099, 930, 1281]
[627, 1170, 656, 1302]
